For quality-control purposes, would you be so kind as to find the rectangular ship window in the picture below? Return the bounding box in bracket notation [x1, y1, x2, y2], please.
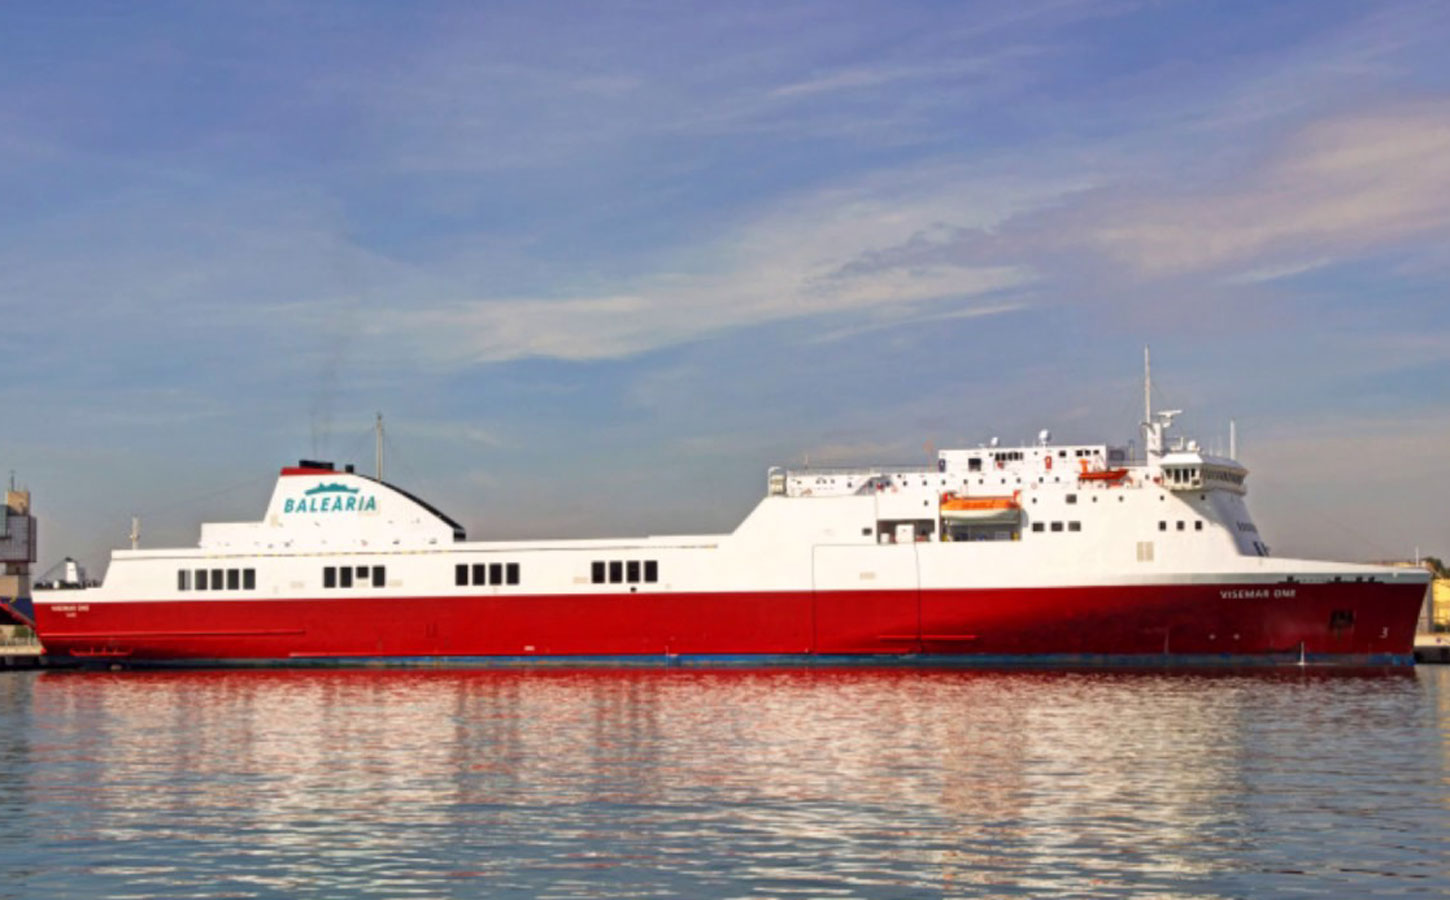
[1050, 522, 1063, 532]
[356, 566, 369, 579]
[195, 569, 208, 590]
[1177, 521, 1185, 531]
[609, 561, 623, 584]
[211, 569, 223, 590]
[1068, 521, 1081, 532]
[644, 560, 658, 583]
[490, 563, 503, 585]
[591, 561, 605, 584]
[1159, 521, 1167, 531]
[506, 563, 519, 585]
[178, 570, 190, 591]
[455, 563, 468, 586]
[627, 561, 641, 583]
[1195, 520, 1203, 531]
[1032, 522, 1044, 533]
[243, 569, 256, 590]
[473, 563, 487, 586]
[1066, 494, 1077, 504]
[227, 569, 240, 590]
[372, 566, 385, 587]
[323, 567, 336, 589]
[339, 567, 353, 588]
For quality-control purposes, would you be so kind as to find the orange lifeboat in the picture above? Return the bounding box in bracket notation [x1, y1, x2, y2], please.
[1078, 467, 1130, 484]
[940, 491, 1022, 524]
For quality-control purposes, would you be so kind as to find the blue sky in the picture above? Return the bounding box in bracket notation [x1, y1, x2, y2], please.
[3, 0, 1448, 572]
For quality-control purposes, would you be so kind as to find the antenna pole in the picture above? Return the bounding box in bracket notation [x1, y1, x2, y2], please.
[1144, 345, 1152, 425]
[375, 412, 384, 480]
[1229, 419, 1237, 460]
[130, 516, 140, 551]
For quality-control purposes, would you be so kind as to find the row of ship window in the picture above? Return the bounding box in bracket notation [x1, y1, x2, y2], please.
[323, 565, 387, 588]
[455, 562, 521, 586]
[1031, 521, 1082, 533]
[591, 560, 659, 584]
[178, 568, 255, 591]
[1159, 520, 1205, 532]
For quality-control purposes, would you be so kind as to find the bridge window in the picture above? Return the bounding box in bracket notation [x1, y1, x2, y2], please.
[178, 570, 190, 591]
[473, 563, 486, 585]
[609, 561, 623, 584]
[372, 566, 386, 587]
[455, 564, 468, 586]
[506, 563, 519, 585]
[627, 561, 640, 583]
[211, 569, 223, 590]
[194, 569, 208, 590]
[227, 569, 240, 590]
[591, 561, 605, 584]
[323, 567, 336, 589]
[645, 561, 658, 583]
[490, 563, 503, 585]
[244, 569, 256, 590]
[339, 567, 353, 588]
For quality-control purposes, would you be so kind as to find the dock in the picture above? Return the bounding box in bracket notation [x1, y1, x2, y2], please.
[1415, 633, 1450, 664]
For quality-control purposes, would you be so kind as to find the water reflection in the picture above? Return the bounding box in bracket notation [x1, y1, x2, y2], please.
[0, 667, 1443, 898]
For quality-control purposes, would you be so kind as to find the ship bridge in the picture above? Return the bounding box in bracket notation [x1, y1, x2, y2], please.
[1159, 450, 1247, 494]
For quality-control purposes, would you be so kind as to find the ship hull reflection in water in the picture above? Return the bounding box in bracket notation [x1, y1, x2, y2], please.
[4, 668, 1447, 898]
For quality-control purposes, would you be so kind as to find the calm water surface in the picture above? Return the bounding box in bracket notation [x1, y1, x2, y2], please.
[1, 666, 1447, 899]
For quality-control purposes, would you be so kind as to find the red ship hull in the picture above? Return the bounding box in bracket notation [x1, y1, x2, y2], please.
[34, 579, 1425, 665]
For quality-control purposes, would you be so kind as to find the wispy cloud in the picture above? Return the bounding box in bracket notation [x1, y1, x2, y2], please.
[807, 300, 1030, 345]
[364, 166, 1062, 363]
[1089, 102, 1450, 276]
[830, 100, 1450, 304]
[1222, 258, 1334, 285]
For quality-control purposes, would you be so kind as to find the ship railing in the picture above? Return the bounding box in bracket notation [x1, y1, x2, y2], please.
[780, 464, 937, 477]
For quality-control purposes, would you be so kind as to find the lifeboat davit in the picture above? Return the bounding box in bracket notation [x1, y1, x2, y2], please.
[940, 492, 1022, 524]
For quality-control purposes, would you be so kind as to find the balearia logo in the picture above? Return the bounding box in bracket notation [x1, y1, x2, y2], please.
[284, 482, 378, 514]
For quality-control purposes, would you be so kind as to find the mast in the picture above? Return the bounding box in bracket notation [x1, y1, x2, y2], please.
[1143, 345, 1155, 460]
[1144, 345, 1152, 426]
[375, 412, 384, 480]
[1229, 418, 1237, 460]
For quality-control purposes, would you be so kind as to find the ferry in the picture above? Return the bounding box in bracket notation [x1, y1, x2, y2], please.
[32, 364, 1431, 667]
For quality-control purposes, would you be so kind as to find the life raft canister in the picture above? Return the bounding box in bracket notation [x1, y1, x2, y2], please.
[1045, 454, 1053, 471]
